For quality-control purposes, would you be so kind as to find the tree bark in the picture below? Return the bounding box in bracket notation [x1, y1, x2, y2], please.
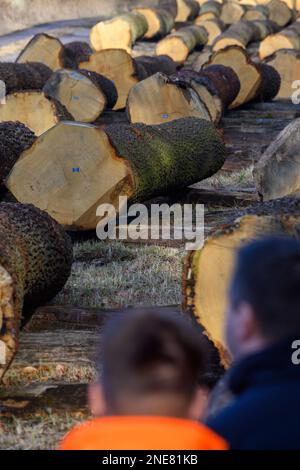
[0, 203, 72, 380]
[6, 118, 226, 230]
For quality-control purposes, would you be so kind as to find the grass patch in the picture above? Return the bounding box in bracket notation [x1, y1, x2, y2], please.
[54, 242, 184, 308]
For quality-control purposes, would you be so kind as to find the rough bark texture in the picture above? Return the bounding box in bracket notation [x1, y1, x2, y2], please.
[6, 118, 226, 229]
[134, 55, 178, 80]
[0, 63, 52, 94]
[169, 66, 240, 122]
[183, 199, 300, 369]
[62, 41, 93, 69]
[252, 62, 281, 102]
[0, 202, 72, 380]
[204, 45, 262, 108]
[0, 122, 36, 185]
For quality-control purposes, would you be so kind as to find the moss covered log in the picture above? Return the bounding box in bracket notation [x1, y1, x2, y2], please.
[0, 62, 52, 94]
[183, 198, 300, 369]
[6, 118, 226, 230]
[0, 202, 72, 379]
[43, 69, 118, 122]
[0, 121, 36, 185]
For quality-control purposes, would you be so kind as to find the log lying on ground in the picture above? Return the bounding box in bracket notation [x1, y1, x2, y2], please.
[79, 49, 139, 110]
[0, 203, 72, 380]
[182, 199, 300, 368]
[127, 72, 211, 124]
[253, 62, 281, 101]
[266, 0, 292, 27]
[195, 18, 225, 45]
[16, 33, 65, 71]
[265, 48, 300, 98]
[169, 65, 240, 122]
[156, 25, 208, 62]
[0, 91, 73, 136]
[79, 49, 177, 110]
[196, 0, 222, 21]
[6, 118, 226, 230]
[0, 122, 36, 184]
[259, 21, 300, 59]
[254, 119, 300, 201]
[220, 1, 247, 25]
[204, 46, 262, 108]
[243, 4, 269, 20]
[212, 19, 279, 51]
[43, 69, 118, 123]
[134, 7, 175, 39]
[62, 41, 93, 69]
[212, 20, 260, 50]
[176, 0, 200, 21]
[0, 63, 52, 93]
[90, 12, 148, 53]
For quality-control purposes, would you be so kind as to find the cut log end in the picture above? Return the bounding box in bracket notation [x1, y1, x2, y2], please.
[79, 49, 139, 110]
[0, 91, 72, 136]
[43, 69, 108, 123]
[6, 122, 135, 230]
[204, 46, 262, 108]
[126, 72, 211, 125]
[16, 33, 64, 71]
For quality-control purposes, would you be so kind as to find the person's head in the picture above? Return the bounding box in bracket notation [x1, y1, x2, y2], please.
[226, 236, 300, 359]
[89, 309, 208, 420]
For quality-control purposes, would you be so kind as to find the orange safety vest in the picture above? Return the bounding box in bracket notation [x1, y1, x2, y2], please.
[59, 416, 228, 450]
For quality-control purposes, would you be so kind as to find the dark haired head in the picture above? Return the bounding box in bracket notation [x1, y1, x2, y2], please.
[229, 236, 300, 340]
[97, 308, 207, 415]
